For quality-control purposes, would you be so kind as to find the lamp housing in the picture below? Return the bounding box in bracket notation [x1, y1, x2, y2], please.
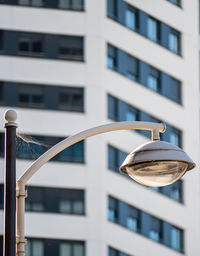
[120, 141, 195, 187]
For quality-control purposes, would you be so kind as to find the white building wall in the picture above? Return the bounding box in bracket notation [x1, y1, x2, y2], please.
[0, 0, 200, 255]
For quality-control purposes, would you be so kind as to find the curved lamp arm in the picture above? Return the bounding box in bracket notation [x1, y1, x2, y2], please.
[17, 121, 165, 188]
[15, 120, 165, 256]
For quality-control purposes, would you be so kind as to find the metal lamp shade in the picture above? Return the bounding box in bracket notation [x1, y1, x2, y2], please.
[120, 141, 195, 187]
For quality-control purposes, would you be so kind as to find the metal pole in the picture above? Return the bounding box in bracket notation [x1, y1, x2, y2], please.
[3, 110, 18, 256]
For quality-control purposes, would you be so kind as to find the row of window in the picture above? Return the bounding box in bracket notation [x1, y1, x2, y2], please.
[0, 0, 84, 11]
[0, 184, 85, 214]
[0, 133, 84, 163]
[107, 44, 181, 104]
[108, 196, 184, 252]
[107, 0, 181, 55]
[0, 195, 183, 253]
[0, 237, 85, 256]
[0, 30, 84, 61]
[108, 144, 183, 202]
[0, 238, 134, 256]
[0, 82, 84, 112]
[107, 94, 182, 147]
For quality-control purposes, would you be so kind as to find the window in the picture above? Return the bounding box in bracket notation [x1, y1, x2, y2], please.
[126, 55, 138, 81]
[25, 240, 44, 256]
[167, 0, 181, 7]
[58, 36, 83, 61]
[125, 8, 137, 31]
[0, 184, 3, 209]
[126, 216, 138, 231]
[0, 82, 3, 103]
[25, 186, 85, 215]
[168, 30, 180, 54]
[18, 85, 43, 108]
[0, 81, 84, 113]
[170, 180, 182, 202]
[58, 0, 84, 10]
[15, 134, 84, 163]
[0, 29, 84, 61]
[108, 247, 130, 256]
[59, 88, 84, 112]
[147, 67, 160, 92]
[107, 0, 118, 19]
[108, 196, 118, 222]
[0, 30, 3, 52]
[170, 226, 183, 251]
[147, 17, 159, 42]
[149, 217, 162, 242]
[59, 242, 84, 256]
[0, 236, 2, 256]
[108, 145, 127, 173]
[59, 189, 84, 215]
[25, 187, 45, 212]
[18, 33, 43, 56]
[18, 0, 43, 7]
[108, 95, 118, 121]
[25, 238, 85, 256]
[107, 44, 118, 70]
[126, 106, 137, 121]
[169, 129, 180, 146]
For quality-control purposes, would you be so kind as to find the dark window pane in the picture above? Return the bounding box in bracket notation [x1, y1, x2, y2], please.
[170, 226, 183, 251]
[18, 0, 43, 7]
[59, 36, 83, 61]
[149, 217, 162, 242]
[19, 38, 30, 52]
[0, 184, 3, 210]
[59, 88, 84, 112]
[107, 0, 118, 20]
[72, 0, 83, 10]
[18, 33, 43, 56]
[109, 247, 130, 256]
[107, 44, 118, 70]
[108, 95, 118, 121]
[126, 206, 140, 232]
[147, 17, 159, 43]
[108, 196, 118, 222]
[147, 66, 160, 92]
[0, 30, 3, 52]
[168, 30, 180, 54]
[125, 9, 136, 30]
[18, 85, 44, 108]
[0, 82, 4, 103]
[32, 40, 42, 53]
[168, 0, 181, 7]
[126, 55, 138, 81]
[58, 0, 84, 10]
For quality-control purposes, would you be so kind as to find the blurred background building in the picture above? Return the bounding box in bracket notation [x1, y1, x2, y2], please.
[0, 0, 200, 255]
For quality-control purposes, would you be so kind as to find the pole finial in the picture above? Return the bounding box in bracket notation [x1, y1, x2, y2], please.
[4, 109, 18, 127]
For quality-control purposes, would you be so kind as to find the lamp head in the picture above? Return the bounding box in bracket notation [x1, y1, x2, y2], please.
[120, 141, 195, 187]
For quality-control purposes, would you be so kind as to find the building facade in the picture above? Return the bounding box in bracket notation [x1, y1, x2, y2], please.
[0, 0, 200, 255]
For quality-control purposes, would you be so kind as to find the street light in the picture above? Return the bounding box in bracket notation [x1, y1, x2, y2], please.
[120, 140, 195, 187]
[3, 110, 195, 256]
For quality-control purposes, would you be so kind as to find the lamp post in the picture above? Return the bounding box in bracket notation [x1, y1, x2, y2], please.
[3, 109, 196, 256]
